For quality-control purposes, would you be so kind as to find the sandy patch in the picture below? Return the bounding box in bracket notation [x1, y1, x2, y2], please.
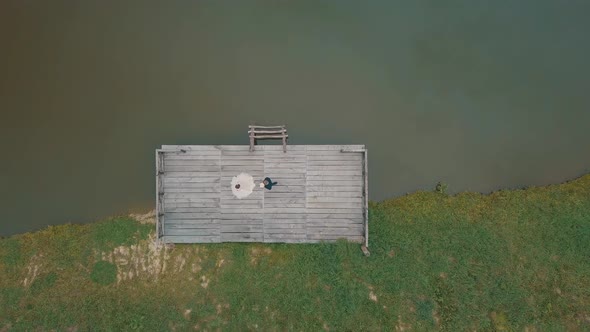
[129, 210, 156, 224]
[98, 233, 187, 284]
[22, 253, 44, 287]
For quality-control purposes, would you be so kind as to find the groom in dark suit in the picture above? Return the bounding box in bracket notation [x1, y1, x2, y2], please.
[262, 177, 278, 190]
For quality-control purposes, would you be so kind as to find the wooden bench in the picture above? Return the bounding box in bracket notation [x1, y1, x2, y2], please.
[248, 125, 288, 152]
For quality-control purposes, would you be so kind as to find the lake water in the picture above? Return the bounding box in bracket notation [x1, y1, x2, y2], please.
[1, 1, 589, 236]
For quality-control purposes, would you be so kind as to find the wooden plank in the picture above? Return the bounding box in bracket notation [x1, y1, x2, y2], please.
[263, 219, 306, 224]
[263, 223, 306, 229]
[306, 171, 362, 176]
[161, 145, 221, 151]
[264, 156, 306, 161]
[161, 235, 221, 243]
[221, 203, 263, 208]
[306, 227, 363, 236]
[164, 183, 220, 189]
[248, 125, 285, 129]
[364, 149, 369, 248]
[220, 208, 263, 214]
[163, 178, 221, 184]
[307, 202, 363, 209]
[165, 169, 221, 175]
[164, 176, 221, 182]
[164, 228, 220, 236]
[264, 193, 306, 198]
[164, 202, 220, 208]
[263, 208, 306, 214]
[264, 228, 306, 235]
[164, 198, 220, 204]
[221, 166, 264, 172]
[166, 166, 221, 172]
[219, 155, 264, 160]
[221, 161, 265, 166]
[156, 150, 162, 241]
[305, 145, 365, 151]
[164, 160, 221, 167]
[163, 193, 220, 199]
[222, 153, 264, 158]
[260, 174, 305, 180]
[219, 146, 267, 151]
[264, 198, 305, 204]
[264, 151, 306, 155]
[165, 221, 219, 228]
[306, 216, 361, 222]
[221, 233, 264, 242]
[165, 160, 220, 167]
[263, 214, 306, 220]
[265, 204, 306, 208]
[307, 161, 362, 166]
[221, 214, 263, 220]
[306, 208, 363, 214]
[307, 211, 363, 221]
[264, 233, 306, 240]
[164, 155, 221, 160]
[306, 166, 362, 171]
[263, 238, 309, 243]
[307, 155, 362, 161]
[307, 222, 363, 228]
[308, 152, 361, 157]
[221, 225, 263, 233]
[220, 193, 263, 199]
[164, 188, 220, 193]
[161, 150, 221, 156]
[307, 176, 363, 181]
[307, 192, 362, 198]
[306, 186, 362, 192]
[249, 134, 288, 139]
[307, 235, 364, 242]
[307, 197, 362, 203]
[165, 207, 221, 213]
[263, 185, 305, 192]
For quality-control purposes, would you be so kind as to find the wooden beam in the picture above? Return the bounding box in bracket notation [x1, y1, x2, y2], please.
[364, 148, 369, 248]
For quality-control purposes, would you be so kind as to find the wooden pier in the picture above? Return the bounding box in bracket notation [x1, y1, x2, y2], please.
[156, 145, 368, 245]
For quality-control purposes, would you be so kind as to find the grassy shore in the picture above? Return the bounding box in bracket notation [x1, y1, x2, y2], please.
[1, 175, 589, 331]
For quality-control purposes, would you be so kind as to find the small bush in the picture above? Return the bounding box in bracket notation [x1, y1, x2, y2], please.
[90, 261, 117, 285]
[435, 181, 448, 195]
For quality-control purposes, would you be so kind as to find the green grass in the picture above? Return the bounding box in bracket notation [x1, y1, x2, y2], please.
[0, 175, 589, 330]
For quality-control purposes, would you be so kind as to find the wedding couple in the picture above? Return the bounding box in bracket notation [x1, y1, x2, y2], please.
[234, 177, 277, 191]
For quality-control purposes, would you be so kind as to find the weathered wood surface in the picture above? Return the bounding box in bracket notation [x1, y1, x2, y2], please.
[157, 145, 367, 244]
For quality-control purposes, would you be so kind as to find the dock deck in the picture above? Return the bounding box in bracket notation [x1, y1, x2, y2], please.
[156, 145, 368, 244]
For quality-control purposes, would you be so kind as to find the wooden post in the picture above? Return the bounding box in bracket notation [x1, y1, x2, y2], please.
[155, 150, 163, 245]
[364, 148, 369, 248]
[282, 130, 287, 153]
